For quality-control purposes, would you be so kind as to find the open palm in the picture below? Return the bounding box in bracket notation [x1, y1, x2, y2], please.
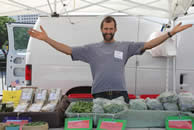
[28, 26, 48, 41]
[171, 22, 192, 35]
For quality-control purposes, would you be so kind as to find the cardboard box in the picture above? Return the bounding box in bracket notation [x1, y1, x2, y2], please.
[22, 122, 48, 130]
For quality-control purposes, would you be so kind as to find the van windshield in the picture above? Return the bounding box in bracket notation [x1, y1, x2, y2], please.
[13, 27, 30, 51]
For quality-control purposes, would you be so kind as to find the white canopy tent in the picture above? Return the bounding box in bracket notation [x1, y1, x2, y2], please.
[0, 0, 194, 20]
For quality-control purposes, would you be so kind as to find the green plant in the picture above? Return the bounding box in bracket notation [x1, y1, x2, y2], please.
[24, 122, 46, 126]
[7, 123, 20, 127]
[71, 101, 93, 113]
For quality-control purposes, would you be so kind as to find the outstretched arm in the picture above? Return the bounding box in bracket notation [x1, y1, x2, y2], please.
[142, 22, 192, 51]
[28, 26, 72, 55]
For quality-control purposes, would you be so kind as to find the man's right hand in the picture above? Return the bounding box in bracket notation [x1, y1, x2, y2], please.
[28, 25, 48, 41]
[28, 25, 72, 55]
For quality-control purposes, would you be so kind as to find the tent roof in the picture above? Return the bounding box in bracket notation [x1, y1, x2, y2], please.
[1, 0, 194, 20]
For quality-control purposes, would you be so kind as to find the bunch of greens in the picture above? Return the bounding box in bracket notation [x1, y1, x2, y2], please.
[71, 101, 93, 113]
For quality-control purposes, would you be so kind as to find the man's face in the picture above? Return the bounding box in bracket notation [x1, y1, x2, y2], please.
[101, 21, 117, 42]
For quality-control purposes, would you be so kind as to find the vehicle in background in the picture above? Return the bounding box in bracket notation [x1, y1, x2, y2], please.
[6, 23, 33, 88]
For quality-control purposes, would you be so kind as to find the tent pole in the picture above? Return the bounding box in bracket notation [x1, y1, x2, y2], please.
[172, 20, 177, 94]
[47, 0, 54, 14]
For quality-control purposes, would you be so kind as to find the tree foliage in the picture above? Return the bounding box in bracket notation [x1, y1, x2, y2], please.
[0, 16, 15, 48]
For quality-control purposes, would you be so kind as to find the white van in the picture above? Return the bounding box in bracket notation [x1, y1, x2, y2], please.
[25, 15, 194, 95]
[6, 23, 34, 88]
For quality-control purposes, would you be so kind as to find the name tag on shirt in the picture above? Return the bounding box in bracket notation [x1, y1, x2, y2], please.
[114, 50, 123, 60]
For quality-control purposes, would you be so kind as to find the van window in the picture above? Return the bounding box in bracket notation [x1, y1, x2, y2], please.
[13, 27, 30, 51]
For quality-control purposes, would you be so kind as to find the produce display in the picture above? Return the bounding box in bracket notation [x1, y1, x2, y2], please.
[2, 88, 194, 115]
[13, 88, 62, 112]
[69, 91, 194, 114]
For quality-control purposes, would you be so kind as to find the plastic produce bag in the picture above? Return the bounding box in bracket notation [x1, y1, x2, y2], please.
[129, 99, 147, 110]
[103, 103, 125, 113]
[163, 102, 179, 111]
[93, 98, 110, 106]
[41, 88, 62, 112]
[92, 98, 109, 113]
[14, 103, 29, 112]
[14, 88, 35, 112]
[92, 104, 104, 113]
[34, 89, 48, 104]
[41, 103, 58, 112]
[157, 92, 178, 103]
[102, 97, 128, 113]
[20, 88, 35, 104]
[28, 89, 48, 112]
[28, 103, 44, 112]
[145, 98, 163, 110]
[178, 95, 194, 111]
[93, 97, 127, 113]
[179, 92, 193, 97]
[47, 88, 62, 103]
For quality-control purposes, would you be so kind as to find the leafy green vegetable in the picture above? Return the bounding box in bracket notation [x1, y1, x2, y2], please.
[70, 101, 93, 113]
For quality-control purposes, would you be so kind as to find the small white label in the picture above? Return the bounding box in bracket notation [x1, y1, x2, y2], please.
[36, 93, 42, 100]
[49, 93, 56, 100]
[22, 93, 31, 100]
[114, 50, 123, 60]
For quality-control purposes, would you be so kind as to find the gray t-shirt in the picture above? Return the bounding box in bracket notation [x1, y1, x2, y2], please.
[71, 41, 145, 94]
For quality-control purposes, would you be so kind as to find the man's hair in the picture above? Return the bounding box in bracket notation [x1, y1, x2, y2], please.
[100, 16, 117, 29]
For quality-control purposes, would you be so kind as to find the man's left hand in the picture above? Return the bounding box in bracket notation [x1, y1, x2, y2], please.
[171, 22, 192, 36]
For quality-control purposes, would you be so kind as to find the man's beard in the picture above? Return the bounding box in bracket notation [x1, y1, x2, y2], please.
[102, 33, 115, 42]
